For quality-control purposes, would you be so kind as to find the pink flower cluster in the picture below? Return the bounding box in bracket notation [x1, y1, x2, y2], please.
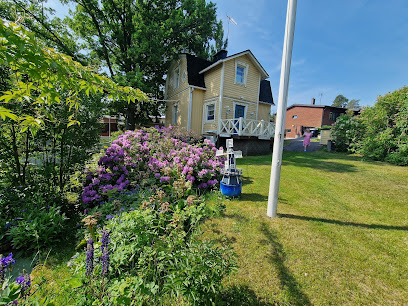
[82, 127, 225, 206]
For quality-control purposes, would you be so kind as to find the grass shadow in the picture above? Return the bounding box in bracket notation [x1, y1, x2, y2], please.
[217, 285, 274, 305]
[240, 192, 268, 202]
[278, 213, 408, 231]
[241, 175, 254, 185]
[282, 153, 358, 173]
[260, 222, 312, 306]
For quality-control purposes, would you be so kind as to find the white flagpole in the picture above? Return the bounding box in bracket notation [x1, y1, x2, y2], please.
[267, 0, 297, 218]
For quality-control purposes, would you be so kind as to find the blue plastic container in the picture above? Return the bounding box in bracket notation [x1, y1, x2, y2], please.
[220, 182, 242, 197]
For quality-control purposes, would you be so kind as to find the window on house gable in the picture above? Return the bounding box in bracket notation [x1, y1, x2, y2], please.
[292, 115, 298, 119]
[173, 66, 180, 89]
[235, 61, 248, 86]
[236, 65, 245, 84]
[206, 104, 215, 122]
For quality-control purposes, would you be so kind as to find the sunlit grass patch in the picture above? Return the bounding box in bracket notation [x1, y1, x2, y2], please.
[203, 151, 408, 305]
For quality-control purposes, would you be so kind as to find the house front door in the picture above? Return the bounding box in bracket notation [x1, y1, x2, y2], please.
[234, 105, 245, 134]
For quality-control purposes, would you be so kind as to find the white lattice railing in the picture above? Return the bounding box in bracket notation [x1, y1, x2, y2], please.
[219, 118, 275, 139]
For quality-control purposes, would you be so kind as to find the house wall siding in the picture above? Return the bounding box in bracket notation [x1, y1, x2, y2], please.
[203, 68, 221, 101]
[219, 99, 256, 120]
[165, 89, 190, 128]
[223, 54, 259, 103]
[258, 103, 271, 122]
[321, 108, 347, 126]
[166, 55, 188, 100]
[191, 89, 205, 135]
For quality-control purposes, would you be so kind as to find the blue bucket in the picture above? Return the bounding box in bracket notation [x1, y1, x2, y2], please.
[220, 182, 242, 197]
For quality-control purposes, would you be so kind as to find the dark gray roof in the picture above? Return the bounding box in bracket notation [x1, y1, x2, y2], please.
[185, 54, 211, 88]
[287, 104, 347, 111]
[259, 80, 274, 105]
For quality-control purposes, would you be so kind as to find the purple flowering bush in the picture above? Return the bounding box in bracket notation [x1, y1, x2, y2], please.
[81, 126, 225, 207]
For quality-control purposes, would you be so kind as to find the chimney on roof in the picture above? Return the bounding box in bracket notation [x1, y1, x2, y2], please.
[311, 98, 316, 105]
[213, 50, 227, 62]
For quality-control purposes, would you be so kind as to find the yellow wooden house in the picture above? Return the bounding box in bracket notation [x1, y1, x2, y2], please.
[165, 50, 275, 150]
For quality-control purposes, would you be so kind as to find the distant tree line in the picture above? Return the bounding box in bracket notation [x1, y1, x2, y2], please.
[332, 94, 360, 109]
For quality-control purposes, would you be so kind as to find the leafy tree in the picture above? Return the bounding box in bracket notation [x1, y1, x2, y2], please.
[0, 0, 86, 64]
[346, 99, 360, 109]
[0, 20, 148, 186]
[1, 0, 226, 129]
[64, 0, 225, 129]
[0, 19, 147, 128]
[332, 94, 349, 108]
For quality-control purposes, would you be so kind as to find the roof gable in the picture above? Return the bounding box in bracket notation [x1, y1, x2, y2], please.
[199, 50, 269, 79]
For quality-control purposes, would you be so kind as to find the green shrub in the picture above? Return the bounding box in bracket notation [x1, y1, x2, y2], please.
[330, 114, 363, 152]
[70, 185, 236, 305]
[0, 186, 70, 251]
[331, 86, 408, 165]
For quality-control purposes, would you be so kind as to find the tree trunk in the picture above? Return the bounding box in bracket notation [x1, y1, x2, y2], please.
[10, 125, 21, 185]
[59, 129, 66, 189]
[21, 129, 30, 184]
[126, 104, 136, 130]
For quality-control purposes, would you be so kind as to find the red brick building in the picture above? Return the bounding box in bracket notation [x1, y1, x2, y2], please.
[285, 104, 350, 138]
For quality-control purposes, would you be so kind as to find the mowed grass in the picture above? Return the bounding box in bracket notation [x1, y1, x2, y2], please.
[202, 151, 408, 305]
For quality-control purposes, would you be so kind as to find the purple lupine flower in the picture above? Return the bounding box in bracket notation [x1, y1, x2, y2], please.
[100, 229, 110, 277]
[16, 275, 25, 284]
[16, 272, 31, 294]
[86, 238, 94, 277]
[106, 215, 114, 220]
[1, 253, 16, 267]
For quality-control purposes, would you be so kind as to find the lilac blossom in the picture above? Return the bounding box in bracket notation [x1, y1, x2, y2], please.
[81, 127, 225, 206]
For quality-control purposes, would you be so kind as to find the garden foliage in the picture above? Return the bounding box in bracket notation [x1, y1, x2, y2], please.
[82, 126, 225, 206]
[0, 253, 32, 305]
[0, 186, 69, 251]
[70, 178, 235, 304]
[331, 86, 408, 165]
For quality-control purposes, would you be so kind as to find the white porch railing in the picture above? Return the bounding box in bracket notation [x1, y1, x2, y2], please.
[219, 118, 275, 139]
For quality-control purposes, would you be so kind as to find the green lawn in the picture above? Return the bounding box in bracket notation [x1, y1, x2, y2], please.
[203, 151, 408, 305]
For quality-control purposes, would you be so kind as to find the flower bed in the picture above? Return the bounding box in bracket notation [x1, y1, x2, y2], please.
[82, 126, 225, 207]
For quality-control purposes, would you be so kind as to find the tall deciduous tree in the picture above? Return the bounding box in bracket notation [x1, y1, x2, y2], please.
[1, 1, 225, 129]
[63, 0, 225, 129]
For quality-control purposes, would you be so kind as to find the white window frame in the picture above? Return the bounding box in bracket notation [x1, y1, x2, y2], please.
[205, 103, 215, 123]
[172, 103, 179, 125]
[234, 60, 249, 86]
[173, 66, 180, 89]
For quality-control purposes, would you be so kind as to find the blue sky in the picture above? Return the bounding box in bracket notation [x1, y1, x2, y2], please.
[214, 0, 408, 113]
[47, 0, 408, 113]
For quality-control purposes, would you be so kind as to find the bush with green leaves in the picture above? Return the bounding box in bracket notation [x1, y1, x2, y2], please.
[70, 184, 236, 305]
[0, 185, 69, 251]
[331, 86, 408, 165]
[331, 113, 364, 152]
